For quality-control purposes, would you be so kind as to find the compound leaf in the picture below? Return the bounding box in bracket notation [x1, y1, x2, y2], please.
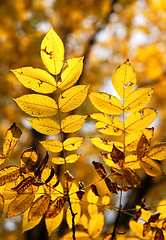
[40, 139, 63, 153]
[40, 28, 64, 75]
[61, 115, 87, 133]
[90, 113, 124, 136]
[14, 94, 58, 117]
[11, 67, 56, 94]
[3, 123, 22, 158]
[63, 137, 84, 151]
[124, 88, 154, 113]
[58, 57, 84, 90]
[112, 59, 136, 99]
[125, 108, 157, 133]
[27, 118, 60, 135]
[89, 92, 123, 115]
[7, 193, 35, 218]
[58, 85, 89, 112]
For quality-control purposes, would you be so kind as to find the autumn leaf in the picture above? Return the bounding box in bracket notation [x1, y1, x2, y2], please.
[11, 67, 56, 93]
[45, 196, 66, 218]
[104, 177, 117, 194]
[139, 157, 165, 177]
[0, 194, 4, 216]
[14, 94, 58, 117]
[61, 115, 87, 133]
[92, 161, 107, 179]
[40, 28, 64, 75]
[63, 137, 84, 151]
[3, 123, 22, 158]
[58, 85, 89, 112]
[39, 139, 63, 153]
[148, 143, 166, 160]
[20, 147, 39, 171]
[45, 209, 64, 236]
[0, 166, 20, 186]
[88, 212, 104, 238]
[90, 137, 123, 152]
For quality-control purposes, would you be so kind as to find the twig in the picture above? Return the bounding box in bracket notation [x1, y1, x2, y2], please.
[67, 196, 77, 240]
[111, 204, 122, 240]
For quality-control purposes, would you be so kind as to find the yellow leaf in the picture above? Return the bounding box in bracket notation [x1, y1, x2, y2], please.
[89, 92, 123, 115]
[0, 194, 4, 216]
[63, 137, 84, 151]
[88, 212, 104, 238]
[87, 188, 99, 204]
[0, 154, 5, 166]
[125, 128, 154, 151]
[46, 209, 64, 236]
[0, 166, 20, 186]
[69, 182, 80, 203]
[20, 147, 39, 171]
[66, 203, 81, 229]
[51, 157, 65, 165]
[61, 115, 87, 133]
[157, 199, 166, 219]
[80, 214, 88, 229]
[40, 28, 64, 75]
[45, 196, 65, 218]
[148, 143, 166, 160]
[112, 59, 136, 99]
[140, 157, 165, 177]
[102, 194, 110, 206]
[28, 194, 51, 221]
[124, 88, 154, 113]
[125, 108, 157, 133]
[7, 193, 35, 218]
[60, 231, 91, 240]
[102, 153, 119, 168]
[39, 139, 63, 153]
[90, 113, 124, 136]
[11, 67, 56, 93]
[88, 204, 98, 219]
[66, 154, 81, 164]
[125, 154, 140, 169]
[22, 186, 45, 233]
[58, 85, 89, 112]
[3, 182, 18, 200]
[27, 118, 60, 135]
[3, 123, 22, 157]
[14, 94, 58, 117]
[90, 137, 123, 152]
[58, 57, 84, 90]
[129, 220, 152, 239]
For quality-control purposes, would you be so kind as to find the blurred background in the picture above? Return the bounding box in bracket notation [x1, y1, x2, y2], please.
[0, 0, 166, 239]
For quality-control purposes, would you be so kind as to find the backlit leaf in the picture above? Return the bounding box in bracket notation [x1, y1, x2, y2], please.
[27, 118, 60, 135]
[41, 28, 64, 75]
[3, 123, 22, 157]
[34, 152, 49, 177]
[125, 108, 157, 133]
[14, 94, 58, 117]
[0, 194, 4, 216]
[60, 231, 90, 240]
[87, 188, 99, 204]
[104, 178, 117, 194]
[137, 134, 150, 161]
[45, 196, 66, 218]
[89, 92, 123, 115]
[80, 214, 88, 229]
[28, 194, 51, 221]
[11, 67, 56, 93]
[148, 143, 166, 160]
[90, 113, 124, 136]
[66, 202, 81, 229]
[88, 212, 104, 238]
[61, 115, 87, 133]
[66, 154, 80, 163]
[122, 168, 141, 188]
[92, 161, 107, 179]
[58, 85, 89, 112]
[154, 229, 164, 240]
[0, 155, 5, 166]
[102, 194, 110, 206]
[90, 137, 123, 152]
[20, 147, 39, 171]
[102, 153, 119, 168]
[51, 157, 65, 165]
[129, 220, 152, 239]
[88, 204, 98, 219]
[112, 59, 136, 99]
[12, 176, 35, 194]
[7, 193, 35, 218]
[110, 145, 124, 168]
[58, 57, 84, 90]
[125, 154, 140, 169]
[0, 166, 20, 186]
[46, 209, 64, 236]
[143, 222, 151, 237]
[39, 139, 63, 153]
[3, 182, 18, 200]
[63, 137, 84, 151]
[140, 157, 165, 177]
[124, 88, 154, 113]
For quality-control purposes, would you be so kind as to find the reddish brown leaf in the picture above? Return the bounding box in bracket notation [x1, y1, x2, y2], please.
[133, 208, 142, 222]
[92, 161, 107, 179]
[110, 145, 124, 168]
[28, 194, 51, 221]
[12, 176, 35, 194]
[0, 194, 4, 217]
[3, 123, 22, 158]
[162, 220, 166, 230]
[76, 190, 85, 200]
[20, 147, 39, 171]
[143, 222, 151, 237]
[154, 229, 164, 240]
[64, 170, 74, 194]
[34, 152, 49, 177]
[122, 168, 141, 188]
[104, 177, 117, 194]
[44, 166, 55, 184]
[110, 167, 123, 180]
[148, 212, 160, 223]
[137, 134, 150, 161]
[91, 184, 100, 197]
[45, 196, 66, 218]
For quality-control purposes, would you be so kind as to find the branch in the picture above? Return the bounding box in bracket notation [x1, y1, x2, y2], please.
[67, 196, 77, 240]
